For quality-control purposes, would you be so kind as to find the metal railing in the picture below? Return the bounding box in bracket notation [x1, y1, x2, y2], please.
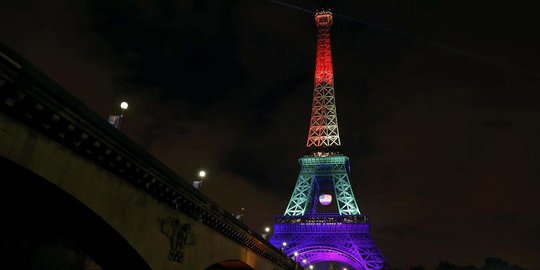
[275, 214, 368, 224]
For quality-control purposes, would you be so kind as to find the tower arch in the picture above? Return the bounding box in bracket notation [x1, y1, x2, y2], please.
[291, 246, 362, 269]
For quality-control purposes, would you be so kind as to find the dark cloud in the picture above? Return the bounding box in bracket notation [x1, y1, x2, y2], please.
[378, 224, 418, 237]
[90, 0, 245, 107]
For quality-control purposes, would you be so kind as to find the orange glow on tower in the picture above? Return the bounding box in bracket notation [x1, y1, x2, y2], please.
[306, 8, 341, 150]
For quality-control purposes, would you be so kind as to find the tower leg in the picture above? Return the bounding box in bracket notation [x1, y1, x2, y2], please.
[333, 169, 360, 215]
[284, 166, 315, 216]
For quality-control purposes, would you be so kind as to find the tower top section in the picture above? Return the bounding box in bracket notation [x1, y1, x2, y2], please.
[306, 8, 341, 152]
[315, 9, 333, 29]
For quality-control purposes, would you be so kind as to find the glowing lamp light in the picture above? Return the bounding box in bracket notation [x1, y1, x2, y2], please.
[120, 101, 128, 110]
[302, 259, 307, 264]
[293, 251, 299, 257]
[265, 227, 270, 233]
[198, 170, 206, 178]
[318, 194, 332, 205]
[309, 265, 314, 269]
[282, 242, 287, 246]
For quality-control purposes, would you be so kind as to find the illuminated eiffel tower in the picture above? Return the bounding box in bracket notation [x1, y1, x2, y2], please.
[269, 5, 386, 270]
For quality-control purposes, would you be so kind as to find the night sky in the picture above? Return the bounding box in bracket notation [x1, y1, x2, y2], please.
[1, 1, 539, 269]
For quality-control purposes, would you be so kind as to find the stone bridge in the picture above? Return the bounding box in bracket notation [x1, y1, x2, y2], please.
[0, 42, 296, 270]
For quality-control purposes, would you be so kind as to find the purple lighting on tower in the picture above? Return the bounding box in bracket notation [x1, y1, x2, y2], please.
[270, 215, 385, 269]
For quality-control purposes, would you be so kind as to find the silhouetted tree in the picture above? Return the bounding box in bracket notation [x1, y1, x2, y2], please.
[482, 257, 525, 270]
[431, 257, 525, 270]
[411, 265, 426, 270]
[436, 261, 462, 270]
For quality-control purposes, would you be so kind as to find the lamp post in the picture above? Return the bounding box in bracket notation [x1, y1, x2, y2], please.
[291, 251, 299, 269]
[262, 226, 271, 239]
[195, 170, 206, 190]
[119, 101, 128, 129]
[109, 101, 128, 129]
[120, 101, 128, 116]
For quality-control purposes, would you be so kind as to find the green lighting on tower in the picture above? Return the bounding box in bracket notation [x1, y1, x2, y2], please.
[283, 155, 360, 216]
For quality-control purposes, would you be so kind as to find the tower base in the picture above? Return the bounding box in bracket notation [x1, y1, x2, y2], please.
[270, 215, 386, 270]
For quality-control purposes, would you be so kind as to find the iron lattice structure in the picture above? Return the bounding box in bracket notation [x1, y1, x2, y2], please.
[283, 156, 360, 216]
[306, 9, 341, 149]
[271, 8, 386, 270]
[271, 216, 385, 270]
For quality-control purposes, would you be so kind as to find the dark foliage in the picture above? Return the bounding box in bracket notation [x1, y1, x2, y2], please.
[404, 257, 527, 270]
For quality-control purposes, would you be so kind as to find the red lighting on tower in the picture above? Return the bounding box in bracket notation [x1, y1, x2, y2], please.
[314, 9, 334, 86]
[306, 8, 341, 151]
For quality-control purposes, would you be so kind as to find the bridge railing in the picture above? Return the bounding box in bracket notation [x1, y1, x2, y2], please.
[0, 41, 296, 269]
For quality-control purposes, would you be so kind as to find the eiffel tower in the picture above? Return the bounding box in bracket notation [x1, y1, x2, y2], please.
[269, 5, 386, 270]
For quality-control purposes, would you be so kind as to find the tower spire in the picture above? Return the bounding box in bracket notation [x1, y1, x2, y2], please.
[306, 7, 341, 152]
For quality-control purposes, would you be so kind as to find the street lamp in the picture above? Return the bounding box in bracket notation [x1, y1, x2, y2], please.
[109, 101, 128, 129]
[120, 101, 128, 114]
[291, 251, 299, 268]
[118, 101, 128, 128]
[193, 170, 206, 190]
[198, 170, 206, 188]
[309, 265, 314, 269]
[262, 226, 271, 239]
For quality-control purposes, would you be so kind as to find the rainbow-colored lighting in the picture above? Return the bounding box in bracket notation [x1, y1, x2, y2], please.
[272, 6, 386, 270]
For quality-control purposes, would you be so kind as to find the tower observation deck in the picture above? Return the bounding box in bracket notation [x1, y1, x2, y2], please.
[269, 6, 387, 270]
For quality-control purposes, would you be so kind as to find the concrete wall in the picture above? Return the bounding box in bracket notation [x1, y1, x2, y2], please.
[0, 112, 283, 270]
